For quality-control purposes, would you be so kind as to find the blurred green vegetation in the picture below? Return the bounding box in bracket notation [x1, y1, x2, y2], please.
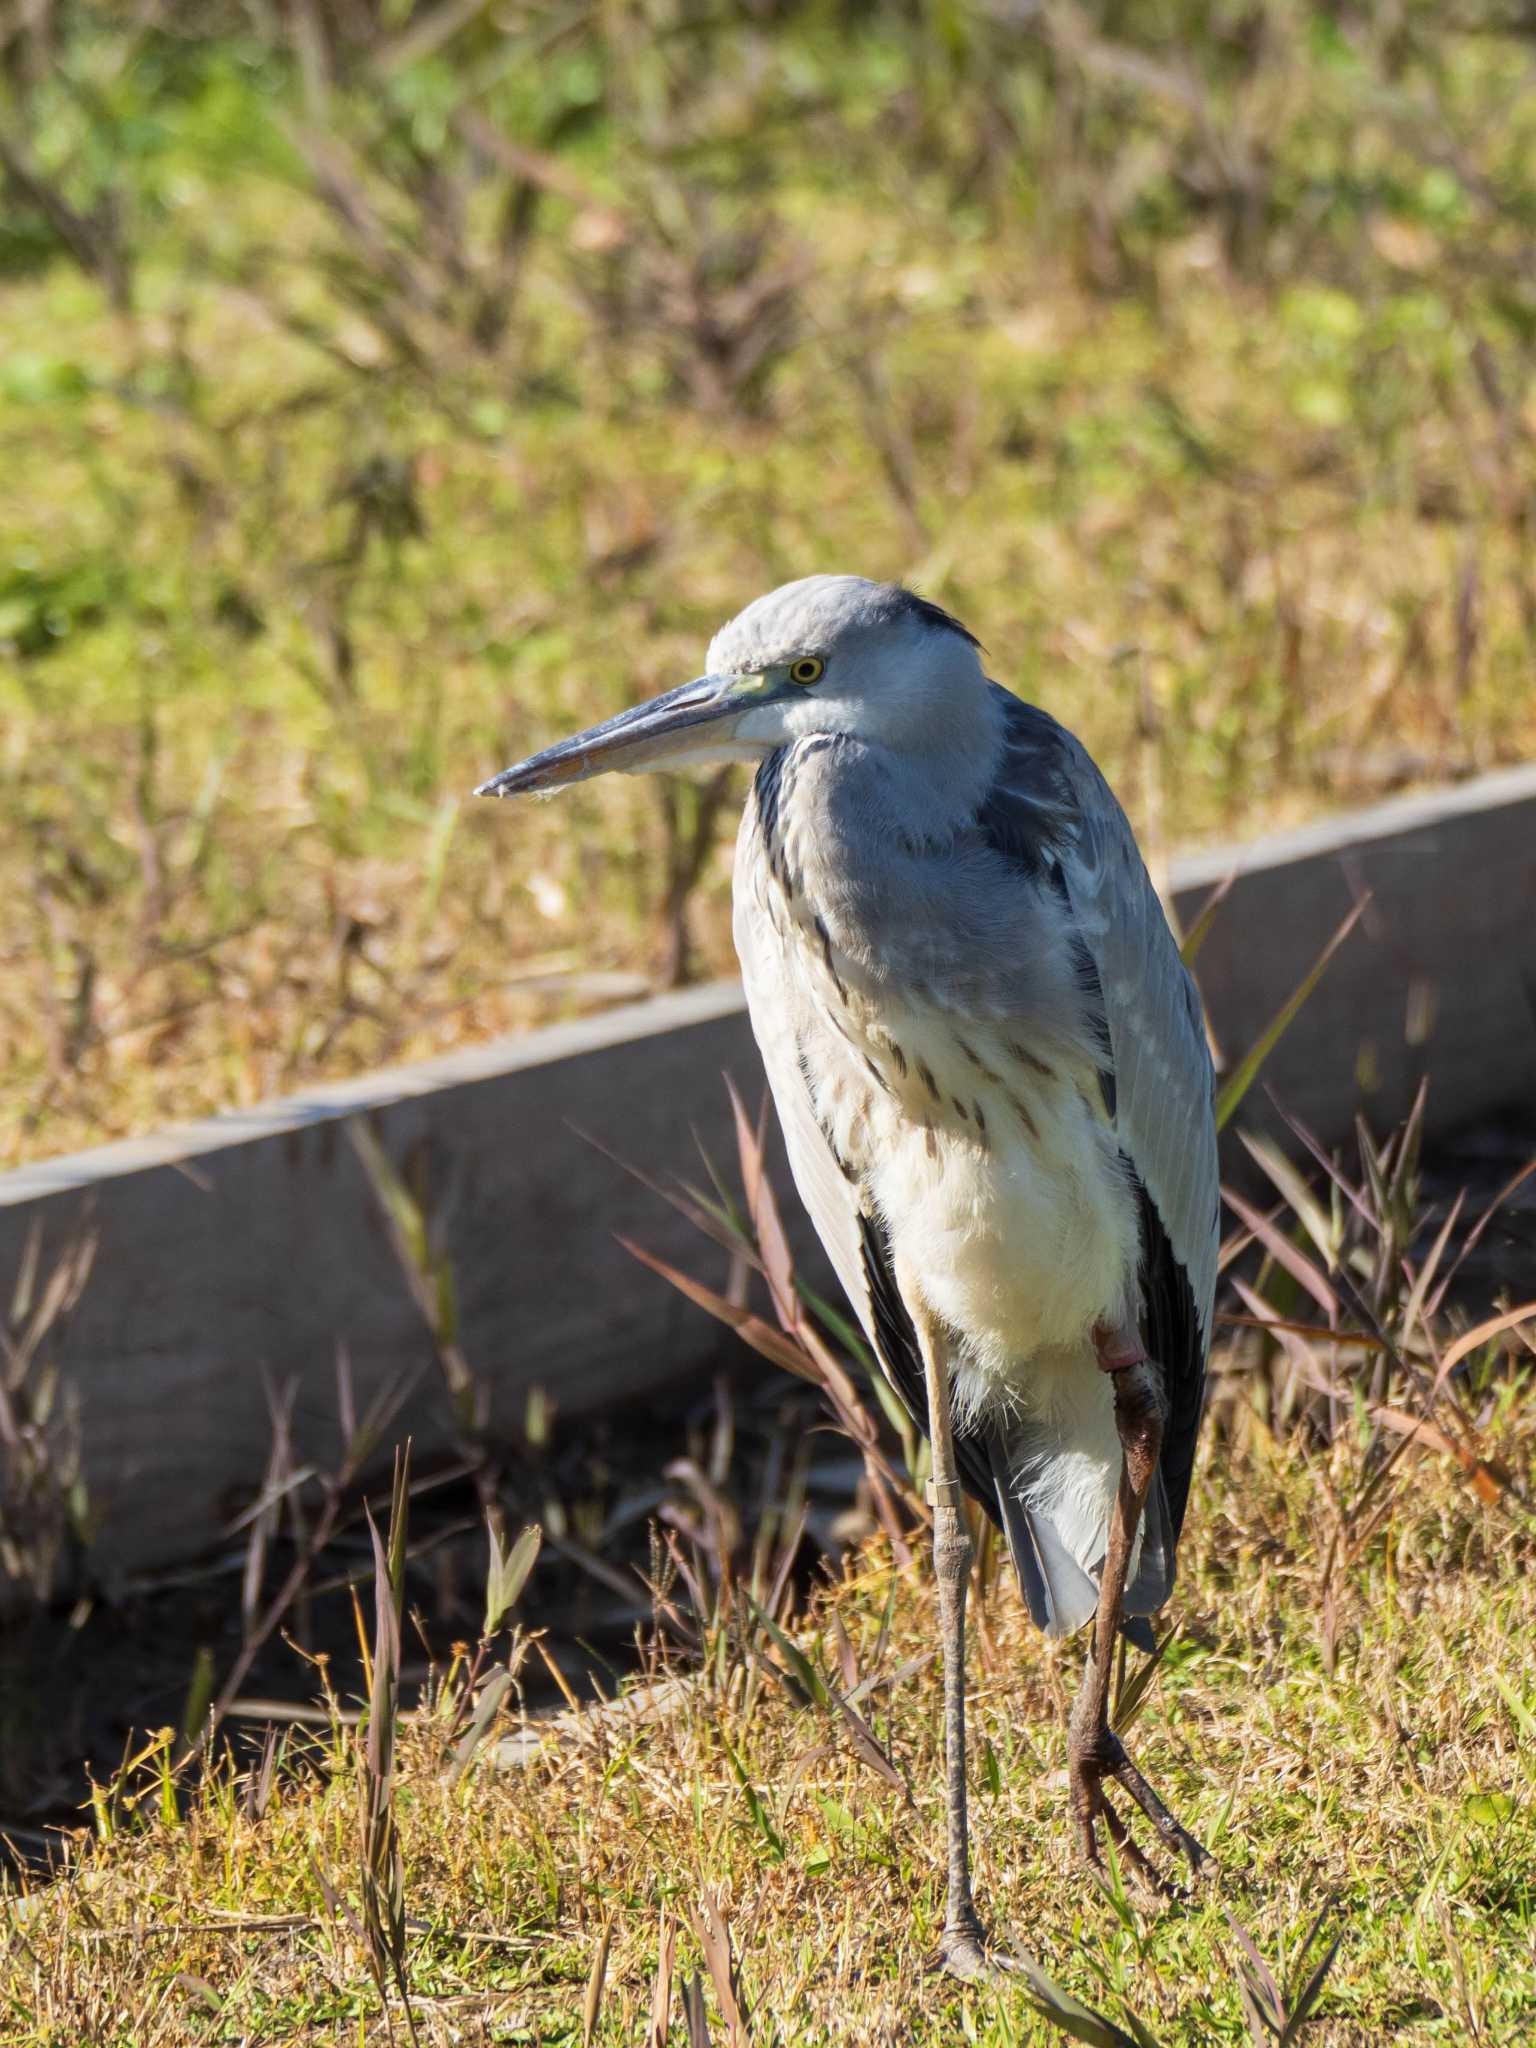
[3, 1, 1535, 1165]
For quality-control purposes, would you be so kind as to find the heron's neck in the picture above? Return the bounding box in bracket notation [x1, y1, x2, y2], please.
[838, 686, 1005, 848]
[757, 703, 1000, 925]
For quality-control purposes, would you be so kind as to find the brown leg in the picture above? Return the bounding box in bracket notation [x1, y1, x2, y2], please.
[1067, 1346, 1208, 1892]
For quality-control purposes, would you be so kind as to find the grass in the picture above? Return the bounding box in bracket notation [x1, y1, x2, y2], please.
[5, 6, 1536, 1164]
[5, 1095, 1535, 2044]
[4, 1403, 1535, 2044]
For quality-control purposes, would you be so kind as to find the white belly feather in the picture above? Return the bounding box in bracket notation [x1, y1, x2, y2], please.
[795, 990, 1142, 1577]
[872, 1078, 1135, 1403]
[807, 1002, 1141, 1418]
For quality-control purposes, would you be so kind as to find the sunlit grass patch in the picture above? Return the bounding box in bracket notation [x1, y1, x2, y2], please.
[5, 13, 1536, 1164]
[5, 1087, 1534, 2040]
[4, 1410, 1534, 2044]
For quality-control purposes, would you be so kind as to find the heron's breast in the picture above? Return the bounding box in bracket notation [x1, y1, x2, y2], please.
[793, 985, 1140, 1378]
[878, 1063, 1138, 1382]
[737, 801, 1138, 1378]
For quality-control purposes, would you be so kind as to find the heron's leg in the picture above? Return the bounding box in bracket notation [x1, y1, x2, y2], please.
[903, 1285, 992, 1976]
[1067, 1348, 1208, 1891]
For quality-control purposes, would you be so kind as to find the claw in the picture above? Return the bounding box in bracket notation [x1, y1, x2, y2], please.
[1070, 1736, 1210, 1896]
[1110, 1748, 1210, 1880]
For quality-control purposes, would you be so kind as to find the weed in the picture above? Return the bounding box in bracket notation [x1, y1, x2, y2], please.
[0, 1214, 95, 1602]
[356, 1445, 418, 2043]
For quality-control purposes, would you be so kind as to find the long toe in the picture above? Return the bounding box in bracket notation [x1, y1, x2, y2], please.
[1109, 1748, 1210, 1881]
[1069, 1741, 1208, 1897]
[1077, 1786, 1169, 1898]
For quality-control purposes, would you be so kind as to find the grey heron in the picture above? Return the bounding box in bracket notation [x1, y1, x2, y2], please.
[477, 576, 1217, 1974]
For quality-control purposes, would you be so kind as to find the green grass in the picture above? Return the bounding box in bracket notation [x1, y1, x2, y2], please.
[4, 6, 1536, 1164]
[5, 1400, 1535, 2044]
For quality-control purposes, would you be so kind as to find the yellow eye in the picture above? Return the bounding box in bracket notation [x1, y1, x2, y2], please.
[789, 656, 825, 686]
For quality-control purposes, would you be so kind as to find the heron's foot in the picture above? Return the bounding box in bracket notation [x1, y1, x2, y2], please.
[939, 1906, 1019, 1982]
[1069, 1725, 1209, 1898]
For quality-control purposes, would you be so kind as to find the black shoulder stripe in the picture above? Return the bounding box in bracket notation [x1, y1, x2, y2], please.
[1062, 930, 1116, 1112]
[753, 747, 787, 843]
[1134, 1179, 1205, 1540]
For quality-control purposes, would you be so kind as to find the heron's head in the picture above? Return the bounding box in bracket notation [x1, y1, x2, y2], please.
[475, 575, 990, 799]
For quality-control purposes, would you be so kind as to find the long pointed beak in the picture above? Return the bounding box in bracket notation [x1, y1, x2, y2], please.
[475, 674, 743, 797]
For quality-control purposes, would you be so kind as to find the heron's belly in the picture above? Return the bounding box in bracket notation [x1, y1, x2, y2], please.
[868, 1064, 1146, 1417]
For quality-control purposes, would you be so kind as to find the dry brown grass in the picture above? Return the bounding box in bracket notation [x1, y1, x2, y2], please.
[4, 1370, 1534, 2045]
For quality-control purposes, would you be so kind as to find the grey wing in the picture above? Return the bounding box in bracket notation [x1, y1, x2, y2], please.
[982, 687, 1219, 1541]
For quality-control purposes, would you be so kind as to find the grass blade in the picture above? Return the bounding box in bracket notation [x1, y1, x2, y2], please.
[1432, 1300, 1536, 1393]
[1223, 1187, 1341, 1320]
[1015, 1956, 1141, 2047]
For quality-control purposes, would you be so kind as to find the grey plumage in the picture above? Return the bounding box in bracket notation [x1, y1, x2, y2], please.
[478, 571, 1218, 1945]
[731, 640, 1215, 1645]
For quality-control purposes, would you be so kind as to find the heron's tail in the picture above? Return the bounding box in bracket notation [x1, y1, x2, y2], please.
[986, 1427, 1175, 1647]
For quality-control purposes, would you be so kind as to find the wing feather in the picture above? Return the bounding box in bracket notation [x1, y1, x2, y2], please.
[982, 688, 1218, 1538]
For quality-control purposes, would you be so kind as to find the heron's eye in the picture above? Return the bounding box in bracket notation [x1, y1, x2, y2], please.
[789, 656, 825, 686]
